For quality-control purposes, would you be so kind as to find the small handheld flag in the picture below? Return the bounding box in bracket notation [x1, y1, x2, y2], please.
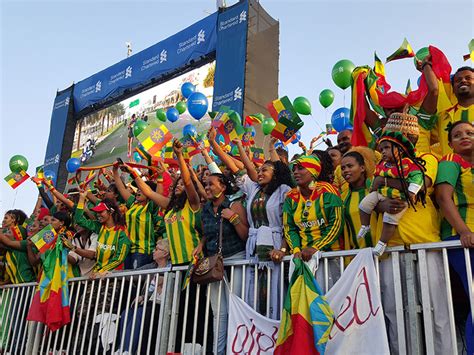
[30, 225, 58, 254]
[386, 38, 415, 63]
[4, 170, 29, 189]
[267, 96, 304, 144]
[138, 123, 173, 157]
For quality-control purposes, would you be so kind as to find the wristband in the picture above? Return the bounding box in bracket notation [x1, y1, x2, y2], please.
[421, 62, 432, 70]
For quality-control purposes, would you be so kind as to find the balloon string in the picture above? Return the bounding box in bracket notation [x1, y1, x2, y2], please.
[12, 190, 18, 208]
[343, 90, 346, 107]
[310, 114, 325, 132]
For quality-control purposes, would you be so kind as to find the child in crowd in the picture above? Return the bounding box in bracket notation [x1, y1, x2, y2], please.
[357, 113, 426, 256]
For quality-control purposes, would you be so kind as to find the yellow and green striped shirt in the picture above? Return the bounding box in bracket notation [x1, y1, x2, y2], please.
[342, 180, 377, 249]
[3, 226, 35, 284]
[74, 206, 130, 272]
[125, 196, 159, 254]
[435, 153, 474, 240]
[164, 200, 201, 265]
[283, 182, 344, 252]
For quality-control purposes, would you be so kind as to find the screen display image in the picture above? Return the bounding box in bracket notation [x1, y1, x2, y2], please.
[69, 61, 215, 170]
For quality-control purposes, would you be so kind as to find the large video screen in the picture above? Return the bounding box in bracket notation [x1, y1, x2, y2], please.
[69, 61, 215, 171]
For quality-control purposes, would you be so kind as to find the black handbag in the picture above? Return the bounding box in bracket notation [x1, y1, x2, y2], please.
[192, 218, 224, 285]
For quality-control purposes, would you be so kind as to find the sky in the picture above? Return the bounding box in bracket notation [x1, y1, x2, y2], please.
[0, 0, 472, 217]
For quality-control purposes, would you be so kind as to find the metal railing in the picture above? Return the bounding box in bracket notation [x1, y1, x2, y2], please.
[0, 240, 472, 355]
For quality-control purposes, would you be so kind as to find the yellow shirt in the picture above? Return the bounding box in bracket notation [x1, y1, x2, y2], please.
[417, 104, 474, 160]
[377, 153, 441, 245]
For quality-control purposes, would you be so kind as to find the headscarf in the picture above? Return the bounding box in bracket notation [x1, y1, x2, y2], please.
[290, 155, 322, 180]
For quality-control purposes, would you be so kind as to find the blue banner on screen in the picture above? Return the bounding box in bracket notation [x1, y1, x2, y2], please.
[43, 88, 73, 180]
[73, 13, 218, 112]
[212, 1, 248, 116]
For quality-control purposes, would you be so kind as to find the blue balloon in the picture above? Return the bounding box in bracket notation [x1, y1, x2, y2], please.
[331, 107, 351, 132]
[133, 152, 142, 163]
[217, 134, 225, 145]
[183, 124, 197, 137]
[66, 158, 81, 173]
[250, 126, 256, 137]
[187, 92, 208, 120]
[291, 131, 301, 144]
[166, 107, 180, 123]
[181, 82, 196, 99]
[44, 170, 56, 183]
[274, 142, 288, 151]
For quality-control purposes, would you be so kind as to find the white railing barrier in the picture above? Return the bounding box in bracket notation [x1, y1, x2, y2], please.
[0, 240, 471, 355]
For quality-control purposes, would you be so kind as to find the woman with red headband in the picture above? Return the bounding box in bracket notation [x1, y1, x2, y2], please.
[283, 155, 344, 288]
[73, 193, 130, 274]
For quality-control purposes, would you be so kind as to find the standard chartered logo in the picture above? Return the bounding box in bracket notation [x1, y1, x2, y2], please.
[239, 10, 247, 23]
[125, 66, 132, 78]
[160, 49, 167, 63]
[64, 97, 70, 106]
[95, 80, 102, 92]
[234, 87, 242, 101]
[197, 29, 205, 44]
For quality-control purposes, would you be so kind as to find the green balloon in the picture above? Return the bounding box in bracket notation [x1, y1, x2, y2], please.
[332, 59, 355, 90]
[293, 96, 312, 115]
[133, 120, 147, 137]
[262, 117, 276, 135]
[255, 113, 265, 121]
[155, 109, 167, 122]
[176, 101, 187, 114]
[9, 155, 29, 173]
[319, 89, 335, 108]
[414, 47, 429, 67]
[229, 110, 241, 123]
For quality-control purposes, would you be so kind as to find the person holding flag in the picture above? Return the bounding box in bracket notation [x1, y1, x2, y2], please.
[0, 209, 35, 284]
[73, 194, 130, 275]
[283, 155, 344, 289]
[232, 136, 294, 320]
[112, 163, 161, 269]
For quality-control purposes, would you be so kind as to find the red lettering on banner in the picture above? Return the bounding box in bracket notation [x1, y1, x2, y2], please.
[329, 266, 381, 339]
[231, 318, 278, 354]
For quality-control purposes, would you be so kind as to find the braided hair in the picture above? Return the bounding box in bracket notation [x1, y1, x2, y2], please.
[379, 131, 427, 210]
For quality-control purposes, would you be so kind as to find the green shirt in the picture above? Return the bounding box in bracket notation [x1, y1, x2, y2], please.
[74, 206, 130, 272]
[125, 196, 159, 254]
[4, 240, 36, 284]
[435, 153, 474, 239]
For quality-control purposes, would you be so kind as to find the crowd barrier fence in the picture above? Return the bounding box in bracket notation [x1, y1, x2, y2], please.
[0, 240, 472, 355]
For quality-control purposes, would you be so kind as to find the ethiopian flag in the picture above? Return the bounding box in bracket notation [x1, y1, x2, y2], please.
[245, 113, 264, 126]
[267, 96, 304, 144]
[242, 126, 255, 147]
[163, 141, 189, 166]
[137, 123, 173, 157]
[275, 258, 333, 355]
[250, 147, 265, 164]
[213, 109, 245, 144]
[30, 225, 58, 254]
[386, 38, 415, 63]
[27, 238, 71, 331]
[4, 170, 29, 189]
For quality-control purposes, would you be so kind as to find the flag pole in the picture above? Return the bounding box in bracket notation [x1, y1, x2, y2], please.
[12, 190, 18, 208]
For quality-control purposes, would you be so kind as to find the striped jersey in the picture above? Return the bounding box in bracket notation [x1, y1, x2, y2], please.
[283, 182, 344, 252]
[164, 200, 201, 265]
[3, 225, 36, 284]
[74, 207, 130, 272]
[342, 179, 377, 249]
[125, 196, 159, 254]
[417, 104, 474, 159]
[374, 158, 423, 200]
[435, 153, 474, 239]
